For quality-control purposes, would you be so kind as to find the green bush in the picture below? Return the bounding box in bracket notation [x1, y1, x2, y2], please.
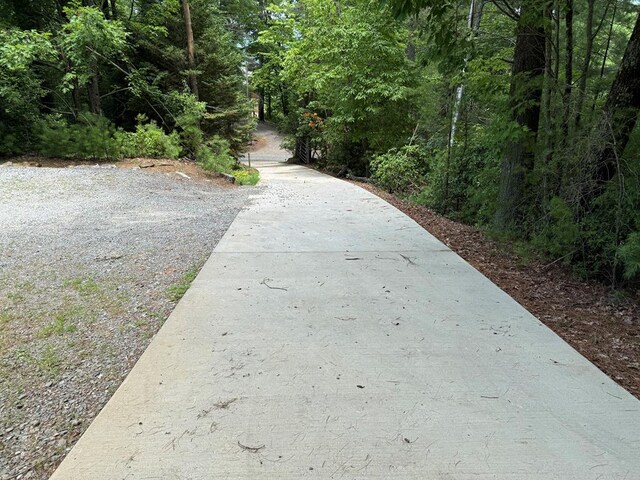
[532, 197, 580, 261]
[36, 114, 182, 160]
[415, 125, 503, 222]
[0, 127, 20, 156]
[415, 148, 447, 208]
[114, 118, 181, 159]
[36, 114, 119, 159]
[233, 167, 260, 185]
[371, 145, 428, 194]
[618, 232, 640, 280]
[166, 91, 206, 157]
[197, 136, 235, 173]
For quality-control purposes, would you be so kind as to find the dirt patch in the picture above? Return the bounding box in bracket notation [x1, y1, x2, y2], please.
[350, 181, 640, 399]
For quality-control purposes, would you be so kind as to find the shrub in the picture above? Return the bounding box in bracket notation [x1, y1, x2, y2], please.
[0, 128, 20, 156]
[370, 145, 428, 194]
[233, 167, 260, 185]
[36, 114, 182, 160]
[618, 232, 640, 280]
[416, 125, 503, 222]
[531, 197, 580, 261]
[166, 91, 206, 157]
[36, 114, 119, 159]
[197, 136, 235, 173]
[114, 119, 181, 159]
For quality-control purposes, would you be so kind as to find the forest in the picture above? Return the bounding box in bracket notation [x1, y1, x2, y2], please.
[0, 0, 259, 178]
[1, 0, 640, 286]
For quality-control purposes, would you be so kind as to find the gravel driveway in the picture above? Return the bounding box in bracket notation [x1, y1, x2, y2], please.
[0, 165, 258, 479]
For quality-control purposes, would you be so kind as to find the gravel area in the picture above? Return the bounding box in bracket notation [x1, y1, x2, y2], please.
[0, 165, 259, 479]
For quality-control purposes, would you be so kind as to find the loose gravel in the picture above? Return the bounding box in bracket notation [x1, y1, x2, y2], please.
[0, 165, 259, 479]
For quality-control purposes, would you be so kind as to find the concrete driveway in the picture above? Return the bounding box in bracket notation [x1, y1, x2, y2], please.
[50, 128, 640, 479]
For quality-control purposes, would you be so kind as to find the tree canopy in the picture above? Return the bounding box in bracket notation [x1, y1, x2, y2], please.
[250, 0, 640, 285]
[0, 0, 259, 168]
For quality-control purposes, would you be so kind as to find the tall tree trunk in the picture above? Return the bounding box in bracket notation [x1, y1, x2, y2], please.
[574, 0, 594, 130]
[554, 0, 560, 84]
[181, 0, 199, 99]
[583, 12, 640, 203]
[542, 2, 555, 200]
[590, 0, 618, 114]
[72, 79, 82, 117]
[280, 84, 289, 116]
[556, 0, 574, 193]
[495, 1, 547, 229]
[110, 0, 117, 19]
[543, 4, 554, 132]
[87, 58, 101, 115]
[267, 92, 273, 119]
[258, 87, 265, 122]
[101, 0, 111, 19]
[563, 0, 573, 134]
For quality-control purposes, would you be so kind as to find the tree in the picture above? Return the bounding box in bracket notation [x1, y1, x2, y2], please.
[563, 0, 574, 133]
[0, 29, 54, 153]
[584, 11, 640, 201]
[251, 1, 296, 121]
[495, 0, 547, 228]
[181, 0, 199, 99]
[573, 0, 595, 130]
[60, 5, 127, 115]
[276, 0, 416, 168]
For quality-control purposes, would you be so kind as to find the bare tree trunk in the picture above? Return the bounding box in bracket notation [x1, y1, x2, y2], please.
[554, 0, 574, 193]
[496, 0, 547, 229]
[543, 4, 554, 130]
[280, 84, 289, 116]
[554, 0, 560, 83]
[258, 87, 265, 122]
[267, 92, 273, 119]
[406, 40, 416, 62]
[55, 0, 65, 18]
[563, 0, 573, 133]
[583, 12, 640, 203]
[590, 0, 618, 113]
[72, 80, 82, 116]
[181, 0, 199, 99]
[574, 0, 594, 130]
[87, 58, 101, 115]
[542, 2, 555, 199]
[110, 0, 117, 19]
[103, 2, 111, 18]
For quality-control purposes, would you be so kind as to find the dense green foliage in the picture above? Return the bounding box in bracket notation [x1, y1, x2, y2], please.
[0, 0, 257, 174]
[253, 0, 417, 168]
[2, 0, 640, 285]
[252, 0, 640, 286]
